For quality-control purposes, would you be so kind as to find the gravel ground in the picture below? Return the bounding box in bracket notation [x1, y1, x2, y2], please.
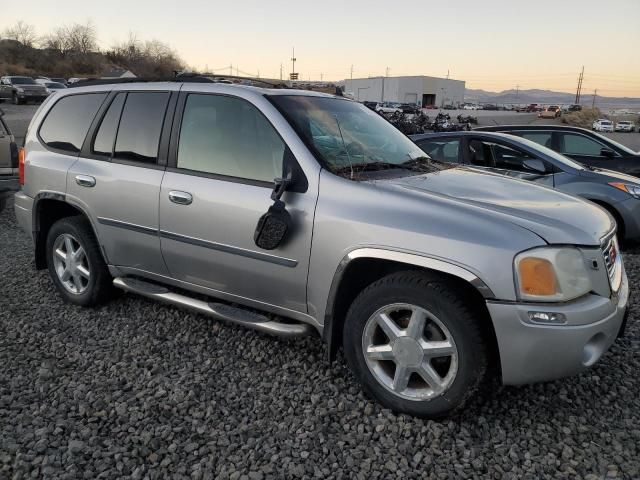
[1, 200, 639, 480]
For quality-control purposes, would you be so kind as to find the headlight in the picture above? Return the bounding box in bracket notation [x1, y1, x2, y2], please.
[514, 247, 592, 302]
[609, 182, 640, 199]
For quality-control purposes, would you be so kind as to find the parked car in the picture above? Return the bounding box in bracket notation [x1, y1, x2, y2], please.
[375, 102, 402, 114]
[15, 82, 628, 418]
[567, 104, 582, 112]
[362, 101, 378, 111]
[475, 125, 640, 177]
[411, 130, 640, 242]
[399, 103, 420, 114]
[615, 121, 635, 133]
[50, 78, 68, 86]
[0, 108, 19, 213]
[0, 76, 49, 104]
[481, 104, 499, 111]
[538, 105, 561, 119]
[593, 119, 614, 132]
[462, 103, 479, 110]
[41, 82, 67, 95]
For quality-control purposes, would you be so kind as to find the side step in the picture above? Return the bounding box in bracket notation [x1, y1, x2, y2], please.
[113, 277, 313, 338]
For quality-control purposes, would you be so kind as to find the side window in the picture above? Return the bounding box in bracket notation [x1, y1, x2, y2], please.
[468, 140, 493, 167]
[417, 139, 460, 163]
[114, 92, 170, 163]
[560, 133, 606, 156]
[492, 143, 537, 172]
[518, 132, 553, 149]
[177, 94, 284, 183]
[39, 93, 107, 153]
[92, 93, 125, 156]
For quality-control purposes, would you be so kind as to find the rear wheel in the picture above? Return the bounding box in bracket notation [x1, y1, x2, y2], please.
[46, 216, 114, 306]
[343, 271, 488, 418]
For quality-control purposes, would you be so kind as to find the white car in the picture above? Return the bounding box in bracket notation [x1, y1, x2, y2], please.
[615, 121, 635, 133]
[592, 119, 614, 132]
[375, 102, 402, 114]
[462, 104, 480, 110]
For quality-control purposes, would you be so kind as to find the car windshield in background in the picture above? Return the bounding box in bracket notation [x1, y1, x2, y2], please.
[10, 77, 37, 85]
[45, 82, 65, 89]
[269, 95, 444, 178]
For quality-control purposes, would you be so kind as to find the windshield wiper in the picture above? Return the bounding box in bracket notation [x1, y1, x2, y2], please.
[332, 161, 408, 174]
[401, 155, 450, 171]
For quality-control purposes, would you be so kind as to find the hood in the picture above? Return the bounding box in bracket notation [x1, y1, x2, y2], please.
[583, 167, 640, 184]
[379, 167, 613, 245]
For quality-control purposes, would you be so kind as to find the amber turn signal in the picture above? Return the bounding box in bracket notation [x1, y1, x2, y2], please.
[518, 257, 558, 296]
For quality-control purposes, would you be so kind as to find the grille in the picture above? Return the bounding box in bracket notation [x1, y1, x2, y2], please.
[601, 234, 622, 291]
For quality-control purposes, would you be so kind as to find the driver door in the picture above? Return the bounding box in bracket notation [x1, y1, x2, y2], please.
[159, 92, 316, 314]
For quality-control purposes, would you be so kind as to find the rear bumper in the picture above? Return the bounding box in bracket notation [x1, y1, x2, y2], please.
[13, 191, 34, 242]
[487, 269, 629, 385]
[0, 175, 19, 200]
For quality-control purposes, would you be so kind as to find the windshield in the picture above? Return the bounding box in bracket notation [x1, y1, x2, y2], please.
[10, 77, 37, 85]
[269, 95, 439, 178]
[45, 82, 65, 89]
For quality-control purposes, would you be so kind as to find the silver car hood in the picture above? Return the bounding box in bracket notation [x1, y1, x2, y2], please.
[378, 167, 613, 246]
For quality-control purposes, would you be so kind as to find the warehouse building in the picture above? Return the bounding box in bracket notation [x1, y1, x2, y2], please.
[343, 75, 465, 107]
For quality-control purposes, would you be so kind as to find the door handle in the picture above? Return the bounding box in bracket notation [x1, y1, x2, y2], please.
[75, 174, 96, 187]
[168, 191, 193, 205]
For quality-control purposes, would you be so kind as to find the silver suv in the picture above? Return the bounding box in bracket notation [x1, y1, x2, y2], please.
[14, 81, 629, 417]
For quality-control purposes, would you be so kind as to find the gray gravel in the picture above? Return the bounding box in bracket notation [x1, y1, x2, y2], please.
[0, 201, 639, 480]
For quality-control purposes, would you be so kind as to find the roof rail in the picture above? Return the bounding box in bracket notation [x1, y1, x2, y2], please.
[69, 73, 290, 89]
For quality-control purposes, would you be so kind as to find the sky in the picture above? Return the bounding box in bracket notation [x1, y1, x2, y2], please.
[3, 0, 640, 96]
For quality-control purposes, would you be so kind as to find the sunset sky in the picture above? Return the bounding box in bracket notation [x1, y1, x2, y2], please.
[3, 0, 639, 96]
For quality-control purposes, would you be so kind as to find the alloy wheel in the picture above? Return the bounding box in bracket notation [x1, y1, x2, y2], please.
[52, 233, 91, 294]
[362, 303, 458, 401]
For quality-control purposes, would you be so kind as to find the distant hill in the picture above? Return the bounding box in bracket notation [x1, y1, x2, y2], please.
[465, 88, 640, 109]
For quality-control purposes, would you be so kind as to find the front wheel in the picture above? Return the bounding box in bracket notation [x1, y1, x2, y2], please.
[12, 93, 20, 105]
[46, 216, 114, 306]
[343, 271, 488, 418]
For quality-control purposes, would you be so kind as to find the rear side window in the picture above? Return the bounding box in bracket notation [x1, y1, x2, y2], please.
[92, 93, 125, 156]
[114, 92, 170, 163]
[39, 93, 106, 153]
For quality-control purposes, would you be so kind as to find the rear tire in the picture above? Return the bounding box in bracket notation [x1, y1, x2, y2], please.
[46, 216, 114, 307]
[343, 271, 488, 418]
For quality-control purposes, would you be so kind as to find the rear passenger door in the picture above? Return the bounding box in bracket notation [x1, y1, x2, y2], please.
[66, 89, 178, 275]
[158, 92, 316, 315]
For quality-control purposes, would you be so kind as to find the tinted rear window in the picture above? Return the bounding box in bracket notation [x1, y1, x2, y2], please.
[114, 92, 169, 163]
[92, 93, 126, 156]
[39, 93, 107, 153]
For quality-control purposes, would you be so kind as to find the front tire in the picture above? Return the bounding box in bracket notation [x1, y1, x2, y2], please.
[46, 216, 114, 307]
[12, 93, 21, 105]
[343, 271, 488, 418]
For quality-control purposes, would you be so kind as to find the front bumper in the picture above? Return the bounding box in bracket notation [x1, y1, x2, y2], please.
[487, 269, 629, 385]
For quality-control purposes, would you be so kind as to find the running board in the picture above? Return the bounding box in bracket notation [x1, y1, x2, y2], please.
[112, 277, 313, 338]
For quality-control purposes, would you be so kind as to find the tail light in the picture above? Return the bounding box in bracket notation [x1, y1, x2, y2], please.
[18, 147, 25, 185]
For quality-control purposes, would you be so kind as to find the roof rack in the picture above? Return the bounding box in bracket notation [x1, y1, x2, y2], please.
[69, 73, 291, 89]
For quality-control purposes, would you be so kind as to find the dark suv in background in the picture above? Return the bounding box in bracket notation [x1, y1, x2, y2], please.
[476, 125, 640, 177]
[0, 76, 48, 104]
[0, 108, 18, 213]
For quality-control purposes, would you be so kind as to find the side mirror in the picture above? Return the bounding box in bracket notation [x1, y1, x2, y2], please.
[601, 148, 615, 158]
[254, 174, 293, 250]
[523, 158, 548, 174]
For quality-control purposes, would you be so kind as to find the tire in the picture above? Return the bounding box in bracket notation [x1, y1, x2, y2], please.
[343, 271, 488, 418]
[12, 93, 20, 105]
[46, 216, 114, 307]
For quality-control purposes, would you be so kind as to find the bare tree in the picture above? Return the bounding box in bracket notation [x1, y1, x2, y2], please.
[65, 21, 97, 54]
[3, 20, 37, 47]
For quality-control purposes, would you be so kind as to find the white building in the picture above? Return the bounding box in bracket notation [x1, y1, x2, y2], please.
[343, 75, 465, 107]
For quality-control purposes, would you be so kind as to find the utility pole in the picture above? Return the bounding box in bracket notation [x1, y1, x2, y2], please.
[257, 69, 260, 78]
[291, 48, 297, 79]
[385, 66, 390, 77]
[446, 69, 449, 79]
[515, 85, 520, 102]
[575, 66, 584, 105]
[592, 89, 597, 109]
[350, 64, 354, 80]
[320, 73, 323, 81]
[280, 63, 283, 80]
[229, 64, 233, 76]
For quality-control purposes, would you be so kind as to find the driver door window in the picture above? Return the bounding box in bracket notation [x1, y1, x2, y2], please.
[416, 139, 460, 163]
[559, 133, 608, 156]
[468, 140, 548, 174]
[177, 94, 284, 183]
